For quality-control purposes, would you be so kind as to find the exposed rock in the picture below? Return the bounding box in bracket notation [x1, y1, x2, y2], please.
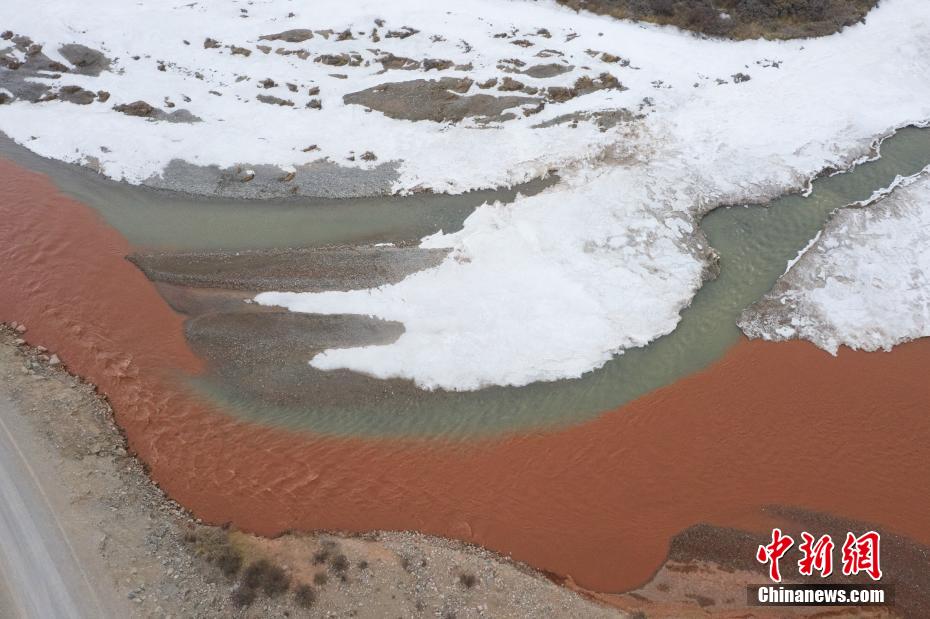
[113, 100, 202, 122]
[344, 78, 537, 123]
[256, 94, 294, 106]
[498, 76, 526, 92]
[306, 98, 322, 109]
[532, 108, 633, 131]
[315, 53, 361, 67]
[143, 157, 400, 198]
[522, 101, 545, 116]
[497, 58, 527, 72]
[203, 38, 221, 49]
[422, 58, 453, 72]
[259, 78, 276, 88]
[229, 46, 251, 57]
[259, 29, 314, 43]
[600, 52, 628, 65]
[378, 53, 420, 71]
[477, 78, 497, 89]
[113, 100, 157, 118]
[521, 63, 573, 79]
[58, 85, 96, 105]
[546, 86, 575, 103]
[543, 72, 625, 103]
[385, 26, 419, 39]
[164, 109, 202, 123]
[58, 43, 111, 75]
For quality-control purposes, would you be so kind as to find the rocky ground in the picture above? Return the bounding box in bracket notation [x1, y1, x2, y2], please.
[0, 323, 625, 618]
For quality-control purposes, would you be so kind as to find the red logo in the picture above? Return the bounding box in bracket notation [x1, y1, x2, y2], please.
[798, 532, 834, 577]
[758, 529, 882, 582]
[841, 531, 882, 581]
[756, 528, 794, 583]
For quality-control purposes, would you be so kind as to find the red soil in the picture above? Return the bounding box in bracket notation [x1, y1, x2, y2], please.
[1, 157, 928, 593]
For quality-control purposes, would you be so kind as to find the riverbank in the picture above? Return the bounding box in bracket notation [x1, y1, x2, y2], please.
[0, 326, 626, 617]
[6, 325, 903, 618]
[2, 155, 929, 615]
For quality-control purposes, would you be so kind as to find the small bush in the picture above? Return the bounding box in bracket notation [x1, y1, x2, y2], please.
[231, 585, 256, 608]
[294, 584, 317, 608]
[312, 549, 330, 565]
[313, 572, 329, 586]
[189, 529, 243, 579]
[241, 559, 290, 597]
[261, 564, 290, 596]
[459, 573, 478, 589]
[241, 560, 270, 589]
[214, 547, 243, 578]
[330, 553, 350, 574]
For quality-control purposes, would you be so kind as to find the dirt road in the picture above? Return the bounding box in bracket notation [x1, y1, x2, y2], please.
[0, 396, 110, 618]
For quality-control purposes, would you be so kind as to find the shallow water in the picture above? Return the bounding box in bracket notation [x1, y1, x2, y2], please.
[0, 136, 555, 251]
[196, 127, 930, 437]
[5, 128, 930, 437]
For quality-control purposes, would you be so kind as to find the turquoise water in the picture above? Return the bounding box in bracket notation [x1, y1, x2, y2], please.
[6, 128, 930, 437]
[195, 127, 930, 437]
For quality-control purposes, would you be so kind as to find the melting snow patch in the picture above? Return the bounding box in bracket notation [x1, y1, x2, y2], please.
[3, 0, 930, 389]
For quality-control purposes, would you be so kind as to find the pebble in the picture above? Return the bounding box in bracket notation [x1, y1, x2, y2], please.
[14, 338, 25, 346]
[49, 354, 61, 366]
[15, 324, 26, 334]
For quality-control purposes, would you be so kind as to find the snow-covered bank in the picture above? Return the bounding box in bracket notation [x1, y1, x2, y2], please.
[739, 170, 930, 354]
[4, 0, 930, 390]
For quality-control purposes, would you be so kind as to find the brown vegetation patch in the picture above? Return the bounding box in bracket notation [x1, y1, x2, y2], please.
[557, 0, 880, 40]
[344, 77, 539, 123]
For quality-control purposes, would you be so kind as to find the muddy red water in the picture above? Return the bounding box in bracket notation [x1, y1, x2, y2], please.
[1, 158, 928, 594]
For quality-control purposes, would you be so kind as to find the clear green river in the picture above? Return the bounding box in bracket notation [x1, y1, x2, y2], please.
[4, 127, 929, 437]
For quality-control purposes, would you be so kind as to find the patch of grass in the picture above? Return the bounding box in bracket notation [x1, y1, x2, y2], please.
[459, 573, 478, 589]
[555, 0, 879, 40]
[312, 549, 330, 565]
[294, 583, 317, 608]
[231, 585, 256, 608]
[330, 553, 350, 574]
[241, 559, 291, 597]
[185, 529, 243, 579]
